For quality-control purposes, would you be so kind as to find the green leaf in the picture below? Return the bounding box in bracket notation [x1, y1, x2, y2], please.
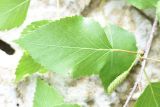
[33, 78, 80, 107]
[128, 0, 158, 9]
[0, 0, 30, 30]
[15, 53, 46, 82]
[15, 21, 52, 82]
[135, 82, 160, 107]
[54, 104, 80, 107]
[17, 16, 112, 76]
[16, 16, 137, 93]
[156, 1, 160, 23]
[99, 24, 137, 93]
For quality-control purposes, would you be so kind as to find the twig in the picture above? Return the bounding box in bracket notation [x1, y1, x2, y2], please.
[123, 16, 158, 107]
[131, 6, 154, 23]
[142, 57, 160, 63]
[81, 0, 103, 16]
[0, 39, 15, 55]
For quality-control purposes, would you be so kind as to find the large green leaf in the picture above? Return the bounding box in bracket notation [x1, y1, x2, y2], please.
[0, 0, 30, 30]
[17, 16, 112, 76]
[16, 16, 137, 92]
[33, 79, 80, 107]
[15, 52, 46, 82]
[135, 82, 160, 107]
[128, 0, 158, 9]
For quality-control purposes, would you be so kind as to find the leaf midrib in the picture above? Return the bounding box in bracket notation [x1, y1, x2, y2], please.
[22, 42, 137, 54]
[0, 0, 29, 17]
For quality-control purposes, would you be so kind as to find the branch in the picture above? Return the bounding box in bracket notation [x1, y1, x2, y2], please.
[81, 0, 103, 16]
[0, 39, 15, 55]
[131, 6, 154, 23]
[123, 16, 158, 107]
[141, 57, 160, 63]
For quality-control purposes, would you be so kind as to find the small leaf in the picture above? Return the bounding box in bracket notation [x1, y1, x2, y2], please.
[128, 0, 158, 9]
[17, 16, 137, 93]
[15, 52, 46, 82]
[135, 82, 160, 107]
[99, 24, 137, 93]
[33, 79, 80, 107]
[0, 0, 30, 30]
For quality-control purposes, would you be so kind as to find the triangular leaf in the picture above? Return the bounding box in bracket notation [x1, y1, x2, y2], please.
[17, 16, 112, 76]
[0, 0, 30, 30]
[135, 82, 160, 107]
[15, 52, 46, 82]
[16, 16, 137, 92]
[128, 0, 158, 9]
[33, 79, 80, 107]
